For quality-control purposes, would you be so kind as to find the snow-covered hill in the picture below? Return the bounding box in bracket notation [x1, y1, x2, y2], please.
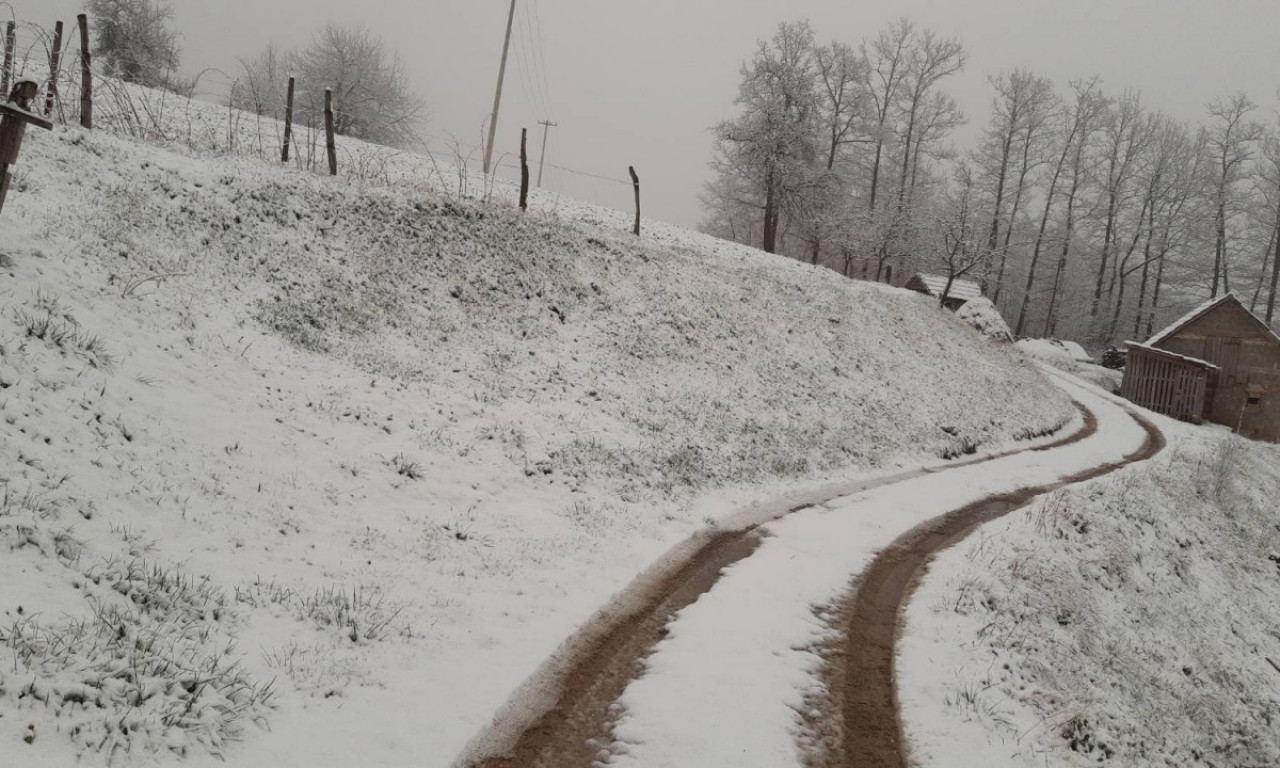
[2, 105, 1071, 766]
[903, 402, 1280, 767]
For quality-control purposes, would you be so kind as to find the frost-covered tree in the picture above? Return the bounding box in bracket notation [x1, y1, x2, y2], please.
[233, 24, 425, 149]
[84, 0, 181, 88]
[707, 21, 819, 254]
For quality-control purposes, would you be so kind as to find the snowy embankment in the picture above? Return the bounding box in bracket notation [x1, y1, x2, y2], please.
[901, 386, 1280, 767]
[3, 101, 1069, 765]
[1017, 338, 1123, 393]
[603, 375, 1146, 768]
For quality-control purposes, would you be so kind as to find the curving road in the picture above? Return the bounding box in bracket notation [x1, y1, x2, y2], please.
[454, 382, 1163, 768]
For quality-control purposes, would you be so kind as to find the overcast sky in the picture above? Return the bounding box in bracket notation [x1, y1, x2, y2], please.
[10, 0, 1280, 227]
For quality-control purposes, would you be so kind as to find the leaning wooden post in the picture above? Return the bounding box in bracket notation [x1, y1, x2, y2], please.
[2, 22, 15, 96]
[281, 76, 295, 163]
[45, 21, 63, 118]
[629, 166, 641, 237]
[519, 127, 529, 211]
[77, 13, 91, 129]
[323, 88, 336, 175]
[0, 80, 55, 218]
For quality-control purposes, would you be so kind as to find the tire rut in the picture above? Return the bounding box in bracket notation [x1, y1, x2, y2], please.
[458, 404, 1096, 768]
[809, 407, 1164, 768]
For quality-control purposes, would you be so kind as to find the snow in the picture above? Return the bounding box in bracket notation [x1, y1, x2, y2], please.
[1016, 338, 1093, 364]
[1017, 338, 1121, 393]
[900, 377, 1280, 767]
[605, 374, 1147, 768]
[956, 297, 1013, 342]
[0, 80, 1075, 766]
[1124, 340, 1218, 369]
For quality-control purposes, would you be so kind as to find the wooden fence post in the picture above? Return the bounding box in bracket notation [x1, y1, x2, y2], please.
[281, 76, 294, 163]
[45, 21, 63, 118]
[0, 80, 55, 218]
[2, 22, 15, 96]
[519, 127, 529, 211]
[629, 166, 640, 237]
[323, 88, 336, 175]
[77, 14, 91, 129]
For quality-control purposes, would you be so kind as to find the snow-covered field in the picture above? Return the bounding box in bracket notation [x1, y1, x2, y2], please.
[902, 388, 1280, 767]
[1, 83, 1074, 766]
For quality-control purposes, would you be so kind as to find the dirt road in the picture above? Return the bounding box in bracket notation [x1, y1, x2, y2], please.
[458, 404, 1102, 768]
[809, 408, 1164, 768]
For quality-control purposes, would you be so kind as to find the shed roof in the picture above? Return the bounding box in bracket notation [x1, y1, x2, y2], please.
[1123, 341, 1219, 370]
[1146, 293, 1280, 350]
[907, 273, 983, 302]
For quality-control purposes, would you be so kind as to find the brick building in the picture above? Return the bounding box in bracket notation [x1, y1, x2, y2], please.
[1121, 294, 1280, 442]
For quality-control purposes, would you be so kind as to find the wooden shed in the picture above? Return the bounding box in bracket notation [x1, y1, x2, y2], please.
[903, 273, 983, 311]
[1120, 294, 1280, 442]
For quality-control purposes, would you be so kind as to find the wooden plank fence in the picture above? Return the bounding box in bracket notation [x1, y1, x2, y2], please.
[1121, 343, 1214, 423]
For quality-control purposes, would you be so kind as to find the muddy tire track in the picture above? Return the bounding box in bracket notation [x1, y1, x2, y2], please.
[806, 408, 1164, 768]
[457, 405, 1096, 768]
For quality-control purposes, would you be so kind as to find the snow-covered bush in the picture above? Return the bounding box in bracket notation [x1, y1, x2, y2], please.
[954, 298, 1013, 342]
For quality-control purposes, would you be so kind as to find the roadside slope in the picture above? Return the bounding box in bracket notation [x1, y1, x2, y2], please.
[3, 120, 1071, 766]
[901, 396, 1280, 767]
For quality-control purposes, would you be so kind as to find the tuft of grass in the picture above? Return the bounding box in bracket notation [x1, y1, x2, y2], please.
[391, 453, 424, 480]
[13, 306, 116, 371]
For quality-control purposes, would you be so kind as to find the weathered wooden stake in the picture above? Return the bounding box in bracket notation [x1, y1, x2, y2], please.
[2, 22, 15, 96]
[77, 14, 91, 129]
[0, 80, 55, 218]
[629, 166, 641, 237]
[519, 127, 529, 211]
[45, 20, 63, 118]
[323, 88, 336, 175]
[281, 76, 294, 163]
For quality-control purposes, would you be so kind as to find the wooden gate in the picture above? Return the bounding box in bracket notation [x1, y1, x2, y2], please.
[1121, 343, 1215, 423]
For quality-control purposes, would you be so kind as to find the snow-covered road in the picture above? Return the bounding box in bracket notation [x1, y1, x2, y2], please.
[602, 374, 1154, 768]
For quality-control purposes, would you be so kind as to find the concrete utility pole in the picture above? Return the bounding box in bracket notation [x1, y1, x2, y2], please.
[483, 0, 517, 175]
[536, 119, 557, 187]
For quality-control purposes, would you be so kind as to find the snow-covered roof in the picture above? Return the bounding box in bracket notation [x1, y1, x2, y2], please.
[1124, 341, 1220, 370]
[1145, 293, 1280, 350]
[907, 273, 983, 302]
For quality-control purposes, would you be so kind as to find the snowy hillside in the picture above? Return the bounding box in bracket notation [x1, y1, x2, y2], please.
[2, 109, 1071, 765]
[902, 405, 1280, 767]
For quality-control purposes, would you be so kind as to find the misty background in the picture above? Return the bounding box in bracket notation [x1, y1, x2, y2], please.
[9, 0, 1280, 228]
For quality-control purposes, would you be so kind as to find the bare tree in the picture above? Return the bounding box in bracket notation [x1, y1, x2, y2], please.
[236, 24, 425, 149]
[973, 69, 1056, 304]
[1258, 126, 1280, 325]
[1204, 93, 1261, 297]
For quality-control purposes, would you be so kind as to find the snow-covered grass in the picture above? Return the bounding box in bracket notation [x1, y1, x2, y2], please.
[3, 73, 1072, 766]
[902, 403, 1280, 767]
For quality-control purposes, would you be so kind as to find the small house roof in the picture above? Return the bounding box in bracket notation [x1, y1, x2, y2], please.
[1146, 293, 1280, 350]
[907, 273, 983, 302]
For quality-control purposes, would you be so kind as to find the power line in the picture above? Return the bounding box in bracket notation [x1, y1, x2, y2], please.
[514, 2, 552, 119]
[529, 0, 555, 117]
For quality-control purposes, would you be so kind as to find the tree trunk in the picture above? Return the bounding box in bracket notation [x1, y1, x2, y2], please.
[1268, 202, 1280, 326]
[762, 167, 778, 254]
[1133, 199, 1158, 338]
